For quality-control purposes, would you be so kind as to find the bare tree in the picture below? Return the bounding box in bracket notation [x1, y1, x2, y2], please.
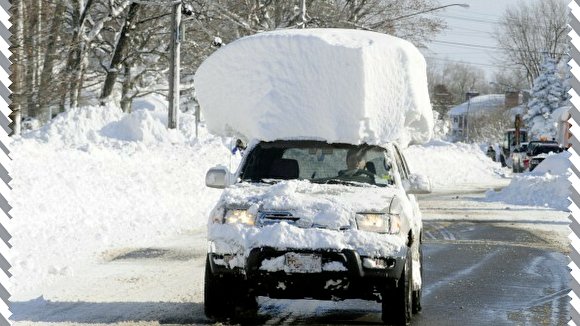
[494, 0, 569, 85]
[427, 61, 490, 105]
[10, 0, 450, 128]
[468, 108, 512, 144]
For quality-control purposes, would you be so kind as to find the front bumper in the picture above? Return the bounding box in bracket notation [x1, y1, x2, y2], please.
[207, 247, 406, 301]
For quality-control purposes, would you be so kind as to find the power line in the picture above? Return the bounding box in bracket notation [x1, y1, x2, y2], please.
[429, 40, 567, 56]
[440, 26, 494, 34]
[434, 13, 568, 30]
[436, 14, 501, 24]
[424, 56, 523, 70]
[430, 40, 505, 51]
[439, 31, 494, 40]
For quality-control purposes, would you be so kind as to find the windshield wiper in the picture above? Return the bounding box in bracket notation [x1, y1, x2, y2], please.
[310, 178, 367, 187]
[241, 178, 281, 185]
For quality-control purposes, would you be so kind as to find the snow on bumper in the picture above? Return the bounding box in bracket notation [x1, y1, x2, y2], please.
[207, 222, 406, 271]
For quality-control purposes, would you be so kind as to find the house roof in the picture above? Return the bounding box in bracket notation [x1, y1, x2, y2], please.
[448, 94, 509, 116]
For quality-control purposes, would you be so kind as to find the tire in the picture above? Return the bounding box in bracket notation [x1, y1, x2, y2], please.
[412, 243, 423, 314]
[204, 256, 234, 321]
[382, 251, 412, 325]
[204, 256, 258, 322]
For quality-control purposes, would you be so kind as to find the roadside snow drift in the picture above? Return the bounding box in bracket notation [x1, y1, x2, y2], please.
[10, 97, 232, 299]
[195, 29, 433, 147]
[485, 151, 571, 210]
[404, 140, 507, 192]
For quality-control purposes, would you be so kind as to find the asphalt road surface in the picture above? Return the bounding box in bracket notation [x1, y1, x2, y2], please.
[249, 221, 570, 326]
[11, 194, 571, 326]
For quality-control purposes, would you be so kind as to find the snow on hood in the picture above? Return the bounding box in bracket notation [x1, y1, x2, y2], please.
[208, 180, 412, 260]
[217, 180, 402, 230]
[195, 29, 433, 148]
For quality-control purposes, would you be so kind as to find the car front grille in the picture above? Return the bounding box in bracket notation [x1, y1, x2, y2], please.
[257, 211, 300, 226]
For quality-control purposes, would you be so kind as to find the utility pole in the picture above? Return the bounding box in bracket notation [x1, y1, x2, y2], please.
[300, 0, 306, 28]
[168, 1, 182, 129]
[130, 0, 191, 130]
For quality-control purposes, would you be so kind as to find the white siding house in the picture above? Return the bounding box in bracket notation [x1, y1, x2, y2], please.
[448, 94, 523, 142]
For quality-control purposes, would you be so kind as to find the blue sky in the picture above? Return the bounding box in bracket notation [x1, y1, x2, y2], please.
[422, 0, 536, 76]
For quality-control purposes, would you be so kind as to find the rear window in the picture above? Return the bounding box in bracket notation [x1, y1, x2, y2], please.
[532, 145, 563, 156]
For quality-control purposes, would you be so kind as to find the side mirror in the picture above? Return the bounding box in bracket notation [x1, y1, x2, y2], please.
[206, 166, 230, 189]
[404, 174, 432, 195]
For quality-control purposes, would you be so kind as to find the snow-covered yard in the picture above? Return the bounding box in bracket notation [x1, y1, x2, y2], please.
[9, 100, 230, 300]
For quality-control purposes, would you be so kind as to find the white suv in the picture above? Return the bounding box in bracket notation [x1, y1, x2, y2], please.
[204, 140, 430, 325]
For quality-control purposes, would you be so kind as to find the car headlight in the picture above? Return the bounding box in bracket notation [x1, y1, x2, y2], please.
[224, 209, 256, 225]
[356, 213, 400, 234]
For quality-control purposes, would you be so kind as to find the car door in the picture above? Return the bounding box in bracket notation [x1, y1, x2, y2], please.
[392, 144, 423, 229]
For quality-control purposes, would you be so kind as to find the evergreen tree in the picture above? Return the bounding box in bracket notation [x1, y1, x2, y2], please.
[524, 55, 568, 139]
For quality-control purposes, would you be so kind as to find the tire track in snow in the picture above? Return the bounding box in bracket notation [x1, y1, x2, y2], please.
[423, 222, 456, 241]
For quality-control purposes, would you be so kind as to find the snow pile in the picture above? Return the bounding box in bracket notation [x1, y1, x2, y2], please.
[10, 97, 233, 299]
[403, 140, 507, 191]
[195, 29, 433, 147]
[27, 95, 188, 147]
[485, 151, 571, 210]
[28, 105, 125, 146]
[101, 109, 184, 143]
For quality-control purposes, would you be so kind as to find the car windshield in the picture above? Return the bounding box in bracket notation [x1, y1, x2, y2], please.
[240, 141, 396, 187]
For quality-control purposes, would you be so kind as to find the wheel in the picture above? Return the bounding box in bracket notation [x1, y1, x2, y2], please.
[382, 250, 412, 325]
[412, 243, 423, 314]
[204, 256, 235, 321]
[204, 256, 258, 322]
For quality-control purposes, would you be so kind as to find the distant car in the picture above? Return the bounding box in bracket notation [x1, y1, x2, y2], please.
[526, 140, 558, 156]
[528, 143, 564, 171]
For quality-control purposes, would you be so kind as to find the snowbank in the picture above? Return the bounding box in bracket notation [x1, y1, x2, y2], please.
[195, 29, 433, 147]
[403, 140, 507, 192]
[26, 95, 187, 147]
[485, 151, 570, 210]
[10, 97, 233, 299]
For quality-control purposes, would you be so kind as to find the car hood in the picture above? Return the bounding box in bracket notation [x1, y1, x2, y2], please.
[217, 180, 403, 230]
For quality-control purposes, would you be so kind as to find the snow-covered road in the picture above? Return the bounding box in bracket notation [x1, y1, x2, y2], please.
[10, 192, 569, 325]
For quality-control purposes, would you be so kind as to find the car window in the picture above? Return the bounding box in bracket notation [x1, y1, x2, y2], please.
[392, 145, 409, 180]
[240, 141, 397, 187]
[532, 146, 563, 156]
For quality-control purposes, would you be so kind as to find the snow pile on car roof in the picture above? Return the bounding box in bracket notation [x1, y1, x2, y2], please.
[195, 29, 433, 147]
[485, 151, 570, 210]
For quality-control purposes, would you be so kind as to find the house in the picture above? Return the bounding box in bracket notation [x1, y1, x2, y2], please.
[448, 92, 523, 142]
